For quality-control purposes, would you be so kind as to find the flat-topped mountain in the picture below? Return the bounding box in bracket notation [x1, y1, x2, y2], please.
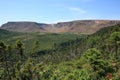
[1, 20, 120, 34]
[0, 22, 50, 32]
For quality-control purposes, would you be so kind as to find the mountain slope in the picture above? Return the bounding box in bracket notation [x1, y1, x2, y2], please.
[0, 29, 81, 54]
[1, 20, 120, 33]
[34, 24, 120, 64]
[0, 22, 50, 32]
[0, 24, 120, 80]
[0, 29, 23, 40]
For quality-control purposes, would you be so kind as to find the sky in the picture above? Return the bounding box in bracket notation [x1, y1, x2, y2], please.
[0, 0, 120, 26]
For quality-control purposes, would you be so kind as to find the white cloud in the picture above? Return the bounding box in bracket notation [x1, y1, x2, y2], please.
[68, 7, 86, 14]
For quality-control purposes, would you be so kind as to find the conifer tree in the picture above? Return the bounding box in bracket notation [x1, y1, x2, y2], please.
[0, 40, 11, 80]
[109, 32, 120, 60]
[32, 40, 39, 56]
[15, 40, 24, 57]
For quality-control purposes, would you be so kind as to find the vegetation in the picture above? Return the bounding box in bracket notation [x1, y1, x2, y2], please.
[0, 30, 81, 54]
[0, 24, 120, 80]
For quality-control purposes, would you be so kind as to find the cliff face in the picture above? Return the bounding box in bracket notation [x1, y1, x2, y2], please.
[1, 20, 120, 34]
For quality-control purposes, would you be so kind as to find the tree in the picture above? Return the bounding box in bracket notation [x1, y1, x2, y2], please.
[0, 40, 6, 61]
[0, 40, 11, 80]
[15, 40, 24, 57]
[109, 32, 120, 60]
[32, 40, 39, 54]
[83, 48, 107, 78]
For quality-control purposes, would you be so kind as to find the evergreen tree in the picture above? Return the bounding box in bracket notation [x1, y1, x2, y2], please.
[15, 40, 24, 57]
[32, 40, 39, 54]
[83, 48, 107, 78]
[0, 40, 11, 80]
[109, 32, 120, 60]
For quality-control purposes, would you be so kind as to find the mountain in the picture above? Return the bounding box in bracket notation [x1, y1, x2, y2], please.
[0, 24, 120, 80]
[1, 20, 120, 34]
[0, 22, 50, 32]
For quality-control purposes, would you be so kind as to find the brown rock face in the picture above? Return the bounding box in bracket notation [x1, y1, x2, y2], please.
[1, 20, 120, 34]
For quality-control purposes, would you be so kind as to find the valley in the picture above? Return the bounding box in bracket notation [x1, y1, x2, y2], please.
[0, 22, 120, 80]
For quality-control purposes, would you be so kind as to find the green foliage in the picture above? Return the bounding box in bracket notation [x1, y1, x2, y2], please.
[0, 29, 81, 54]
[110, 32, 120, 42]
[83, 48, 108, 78]
[0, 24, 120, 80]
[15, 40, 24, 57]
[0, 40, 6, 50]
[107, 32, 120, 60]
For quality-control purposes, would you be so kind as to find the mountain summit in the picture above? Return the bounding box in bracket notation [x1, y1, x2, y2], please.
[1, 20, 120, 34]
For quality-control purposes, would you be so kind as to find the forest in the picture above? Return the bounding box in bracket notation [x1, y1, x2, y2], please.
[0, 24, 120, 80]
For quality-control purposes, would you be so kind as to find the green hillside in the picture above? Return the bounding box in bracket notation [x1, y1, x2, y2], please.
[0, 29, 23, 39]
[0, 25, 120, 80]
[0, 29, 82, 54]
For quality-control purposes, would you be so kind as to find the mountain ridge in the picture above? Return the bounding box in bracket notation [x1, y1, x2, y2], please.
[1, 20, 120, 34]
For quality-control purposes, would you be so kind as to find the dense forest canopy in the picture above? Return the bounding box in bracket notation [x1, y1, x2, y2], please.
[0, 24, 120, 80]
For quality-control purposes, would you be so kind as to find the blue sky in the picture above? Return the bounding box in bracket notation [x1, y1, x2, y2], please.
[0, 0, 120, 25]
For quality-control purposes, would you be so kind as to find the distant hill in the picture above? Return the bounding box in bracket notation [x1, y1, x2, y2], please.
[1, 20, 120, 34]
[0, 22, 50, 32]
